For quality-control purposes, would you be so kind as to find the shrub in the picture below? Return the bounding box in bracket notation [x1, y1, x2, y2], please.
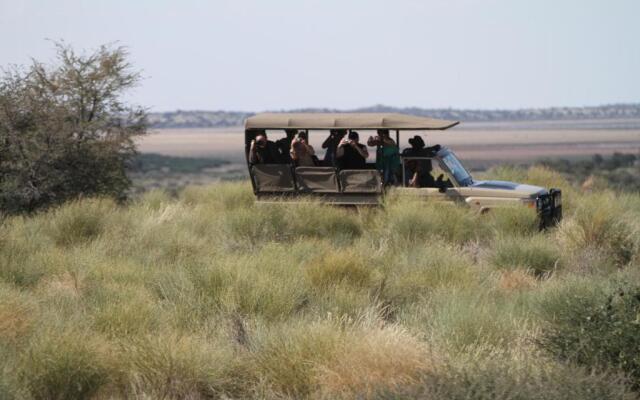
[0, 43, 146, 214]
[538, 283, 640, 388]
[490, 235, 562, 276]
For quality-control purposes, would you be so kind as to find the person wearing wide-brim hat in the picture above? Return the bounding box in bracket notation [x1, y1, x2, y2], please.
[401, 135, 440, 187]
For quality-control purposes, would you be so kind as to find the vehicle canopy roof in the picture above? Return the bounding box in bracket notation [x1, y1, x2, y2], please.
[244, 112, 459, 131]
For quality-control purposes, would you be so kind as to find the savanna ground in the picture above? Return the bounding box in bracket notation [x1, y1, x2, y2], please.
[2, 165, 640, 399]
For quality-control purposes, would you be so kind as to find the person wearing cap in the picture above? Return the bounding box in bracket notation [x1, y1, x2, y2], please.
[337, 131, 369, 169]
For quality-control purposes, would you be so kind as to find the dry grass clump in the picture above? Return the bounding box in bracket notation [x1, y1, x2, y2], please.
[490, 235, 562, 276]
[0, 284, 34, 342]
[251, 315, 434, 399]
[1, 177, 640, 398]
[45, 198, 118, 247]
[557, 192, 637, 268]
[488, 206, 539, 236]
[394, 351, 636, 400]
[498, 270, 537, 292]
[17, 329, 110, 400]
[382, 197, 489, 244]
[114, 333, 245, 399]
[381, 241, 478, 307]
[306, 250, 377, 289]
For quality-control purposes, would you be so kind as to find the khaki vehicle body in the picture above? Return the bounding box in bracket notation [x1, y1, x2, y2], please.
[244, 113, 562, 228]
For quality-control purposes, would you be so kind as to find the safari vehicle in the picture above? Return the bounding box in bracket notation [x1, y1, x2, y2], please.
[244, 113, 562, 228]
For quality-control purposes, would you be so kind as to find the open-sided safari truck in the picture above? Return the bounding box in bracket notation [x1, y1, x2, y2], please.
[244, 113, 562, 228]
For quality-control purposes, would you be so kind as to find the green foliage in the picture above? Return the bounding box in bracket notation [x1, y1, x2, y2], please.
[0, 42, 146, 214]
[541, 153, 640, 193]
[538, 283, 640, 388]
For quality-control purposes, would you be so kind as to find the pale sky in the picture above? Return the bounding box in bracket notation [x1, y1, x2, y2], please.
[1, 0, 638, 112]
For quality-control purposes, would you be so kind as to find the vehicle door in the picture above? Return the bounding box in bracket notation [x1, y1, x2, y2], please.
[397, 156, 462, 202]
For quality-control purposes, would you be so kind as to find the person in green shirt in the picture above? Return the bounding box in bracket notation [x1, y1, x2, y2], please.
[367, 129, 400, 185]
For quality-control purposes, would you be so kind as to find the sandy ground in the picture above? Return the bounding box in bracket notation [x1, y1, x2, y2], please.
[137, 122, 640, 165]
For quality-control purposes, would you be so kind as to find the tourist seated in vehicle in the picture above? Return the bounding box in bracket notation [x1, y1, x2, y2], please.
[290, 131, 317, 166]
[249, 131, 281, 164]
[401, 135, 440, 187]
[337, 131, 368, 169]
[322, 129, 346, 166]
[368, 129, 400, 185]
[275, 129, 297, 164]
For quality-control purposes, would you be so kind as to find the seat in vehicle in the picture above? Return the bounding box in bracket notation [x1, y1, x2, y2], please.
[338, 170, 383, 193]
[251, 164, 296, 193]
[294, 166, 340, 193]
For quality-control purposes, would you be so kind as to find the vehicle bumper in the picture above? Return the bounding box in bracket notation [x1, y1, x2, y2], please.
[537, 189, 562, 229]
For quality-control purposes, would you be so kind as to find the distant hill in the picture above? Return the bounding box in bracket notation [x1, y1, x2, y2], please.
[148, 103, 640, 129]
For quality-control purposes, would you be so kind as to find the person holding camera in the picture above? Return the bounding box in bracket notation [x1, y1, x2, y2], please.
[249, 131, 281, 164]
[290, 131, 317, 166]
[367, 129, 400, 185]
[336, 131, 368, 170]
[322, 129, 346, 166]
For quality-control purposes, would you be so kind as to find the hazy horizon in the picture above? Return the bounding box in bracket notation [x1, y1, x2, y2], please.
[1, 0, 639, 112]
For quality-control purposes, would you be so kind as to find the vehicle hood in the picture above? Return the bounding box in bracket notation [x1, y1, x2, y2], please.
[470, 180, 547, 197]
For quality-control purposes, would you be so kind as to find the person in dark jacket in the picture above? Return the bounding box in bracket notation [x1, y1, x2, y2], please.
[337, 131, 369, 170]
[401, 135, 441, 187]
[322, 129, 346, 166]
[249, 131, 281, 164]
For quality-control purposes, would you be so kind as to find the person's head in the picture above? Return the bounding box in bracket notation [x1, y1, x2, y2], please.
[348, 131, 360, 143]
[377, 129, 390, 138]
[296, 131, 308, 142]
[408, 135, 425, 149]
[285, 129, 297, 139]
[333, 129, 347, 139]
[255, 134, 267, 148]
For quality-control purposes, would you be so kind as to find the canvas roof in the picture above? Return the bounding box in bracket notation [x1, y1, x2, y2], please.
[244, 113, 459, 130]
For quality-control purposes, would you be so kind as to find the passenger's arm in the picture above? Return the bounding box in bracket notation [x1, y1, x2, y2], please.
[306, 144, 315, 156]
[249, 140, 259, 164]
[322, 136, 332, 149]
[353, 143, 368, 159]
[336, 144, 346, 158]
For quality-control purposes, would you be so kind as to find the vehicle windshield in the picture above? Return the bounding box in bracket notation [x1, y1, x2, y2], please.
[440, 152, 473, 186]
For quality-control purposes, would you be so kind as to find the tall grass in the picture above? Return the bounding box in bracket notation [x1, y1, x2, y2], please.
[0, 171, 639, 398]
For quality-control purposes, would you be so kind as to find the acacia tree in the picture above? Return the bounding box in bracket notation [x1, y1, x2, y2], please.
[0, 43, 146, 214]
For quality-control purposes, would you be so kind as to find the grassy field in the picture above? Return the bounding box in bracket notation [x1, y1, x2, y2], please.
[1, 166, 640, 399]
